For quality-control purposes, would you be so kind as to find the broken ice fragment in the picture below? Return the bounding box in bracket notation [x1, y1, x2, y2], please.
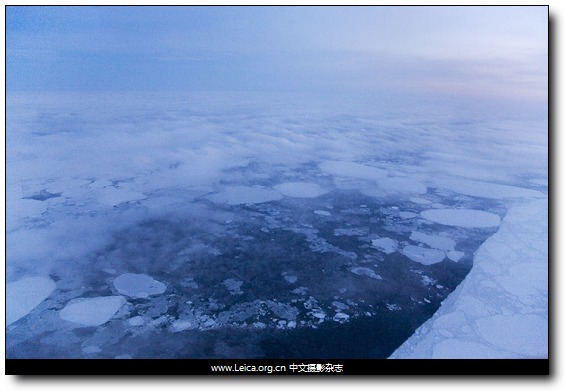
[6, 276, 56, 326]
[410, 231, 456, 251]
[223, 278, 243, 295]
[402, 245, 445, 265]
[371, 237, 398, 254]
[59, 296, 126, 327]
[350, 267, 382, 280]
[333, 312, 350, 322]
[447, 250, 465, 262]
[114, 273, 167, 298]
[128, 316, 145, 326]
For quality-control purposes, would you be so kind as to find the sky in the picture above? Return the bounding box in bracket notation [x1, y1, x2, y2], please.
[6, 6, 548, 103]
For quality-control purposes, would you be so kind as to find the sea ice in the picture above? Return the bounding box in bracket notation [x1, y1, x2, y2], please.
[447, 250, 465, 262]
[410, 197, 432, 205]
[430, 178, 545, 200]
[399, 211, 418, 219]
[391, 199, 548, 358]
[6, 276, 56, 326]
[113, 273, 167, 299]
[314, 210, 332, 216]
[421, 209, 501, 228]
[223, 279, 243, 295]
[206, 186, 283, 205]
[350, 267, 382, 280]
[319, 160, 387, 181]
[371, 237, 398, 254]
[410, 231, 456, 251]
[282, 273, 298, 284]
[59, 296, 126, 327]
[402, 245, 445, 265]
[273, 182, 328, 198]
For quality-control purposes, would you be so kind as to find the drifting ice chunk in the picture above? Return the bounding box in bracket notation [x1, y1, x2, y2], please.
[59, 296, 126, 326]
[6, 276, 56, 326]
[333, 312, 350, 322]
[410, 197, 432, 205]
[350, 267, 382, 280]
[223, 279, 243, 295]
[399, 211, 418, 219]
[114, 273, 167, 298]
[402, 245, 445, 265]
[273, 182, 328, 198]
[206, 186, 283, 205]
[447, 250, 465, 262]
[282, 273, 298, 284]
[128, 316, 145, 326]
[410, 231, 456, 251]
[421, 209, 501, 228]
[314, 210, 332, 216]
[171, 319, 197, 332]
[371, 237, 398, 254]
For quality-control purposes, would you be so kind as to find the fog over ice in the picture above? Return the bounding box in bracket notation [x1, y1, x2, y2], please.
[6, 6, 547, 358]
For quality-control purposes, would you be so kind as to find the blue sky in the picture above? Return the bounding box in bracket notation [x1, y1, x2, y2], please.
[6, 6, 547, 103]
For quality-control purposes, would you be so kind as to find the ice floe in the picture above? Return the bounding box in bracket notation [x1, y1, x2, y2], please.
[6, 276, 56, 326]
[410, 231, 456, 251]
[113, 273, 167, 299]
[447, 250, 465, 262]
[314, 210, 332, 216]
[282, 272, 298, 284]
[402, 245, 445, 265]
[206, 186, 283, 205]
[410, 197, 432, 205]
[59, 296, 126, 327]
[273, 182, 328, 198]
[223, 279, 243, 295]
[421, 209, 501, 228]
[391, 199, 548, 358]
[127, 316, 145, 326]
[350, 267, 382, 280]
[371, 237, 398, 254]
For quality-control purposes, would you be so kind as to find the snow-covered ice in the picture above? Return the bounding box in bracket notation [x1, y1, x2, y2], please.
[402, 245, 446, 265]
[113, 273, 167, 298]
[410, 231, 456, 251]
[59, 296, 126, 327]
[371, 237, 398, 254]
[391, 199, 547, 358]
[421, 209, 501, 228]
[6, 276, 56, 326]
[350, 267, 382, 280]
